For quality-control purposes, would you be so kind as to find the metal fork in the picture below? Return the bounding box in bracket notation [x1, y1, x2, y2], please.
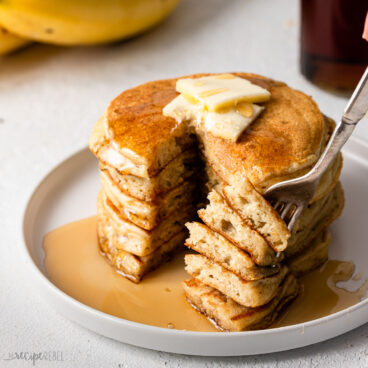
[264, 66, 368, 231]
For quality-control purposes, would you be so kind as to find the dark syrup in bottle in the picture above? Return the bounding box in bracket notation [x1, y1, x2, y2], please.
[301, 0, 368, 91]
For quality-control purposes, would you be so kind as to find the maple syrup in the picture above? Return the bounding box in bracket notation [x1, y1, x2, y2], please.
[43, 216, 368, 331]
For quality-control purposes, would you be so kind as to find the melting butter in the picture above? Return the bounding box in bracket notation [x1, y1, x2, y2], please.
[163, 74, 270, 141]
[176, 75, 270, 111]
[205, 104, 264, 141]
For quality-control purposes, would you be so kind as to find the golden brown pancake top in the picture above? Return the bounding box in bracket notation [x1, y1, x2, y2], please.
[106, 79, 179, 161]
[105, 73, 324, 188]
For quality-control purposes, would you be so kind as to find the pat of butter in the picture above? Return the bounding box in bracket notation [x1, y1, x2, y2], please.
[163, 94, 202, 124]
[205, 104, 264, 141]
[163, 74, 269, 142]
[163, 94, 264, 142]
[176, 75, 270, 112]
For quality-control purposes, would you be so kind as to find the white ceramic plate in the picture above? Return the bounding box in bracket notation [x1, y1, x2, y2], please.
[22, 137, 368, 356]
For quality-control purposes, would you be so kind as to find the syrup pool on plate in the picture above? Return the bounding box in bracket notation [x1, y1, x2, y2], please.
[43, 216, 368, 331]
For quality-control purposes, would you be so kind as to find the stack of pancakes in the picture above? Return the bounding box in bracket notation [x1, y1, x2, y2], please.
[89, 107, 201, 282]
[89, 73, 344, 331]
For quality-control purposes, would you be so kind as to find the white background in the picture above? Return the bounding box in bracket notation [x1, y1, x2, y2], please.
[1, 0, 368, 366]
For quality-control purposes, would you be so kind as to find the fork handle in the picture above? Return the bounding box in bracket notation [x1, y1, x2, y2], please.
[343, 66, 368, 124]
[307, 122, 354, 183]
[307, 67, 368, 184]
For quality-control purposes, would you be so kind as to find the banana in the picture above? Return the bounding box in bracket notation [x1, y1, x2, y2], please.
[0, 0, 181, 46]
[0, 26, 30, 55]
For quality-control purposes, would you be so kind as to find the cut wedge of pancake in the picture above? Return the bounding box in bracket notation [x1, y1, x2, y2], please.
[222, 168, 343, 256]
[185, 254, 289, 308]
[198, 190, 279, 266]
[185, 222, 280, 281]
[183, 274, 299, 331]
[222, 177, 290, 252]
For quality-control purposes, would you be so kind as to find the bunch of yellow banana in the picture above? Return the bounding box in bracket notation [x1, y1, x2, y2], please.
[0, 0, 180, 55]
[0, 26, 29, 55]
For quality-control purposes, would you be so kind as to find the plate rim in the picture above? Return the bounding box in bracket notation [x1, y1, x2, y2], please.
[20, 136, 368, 353]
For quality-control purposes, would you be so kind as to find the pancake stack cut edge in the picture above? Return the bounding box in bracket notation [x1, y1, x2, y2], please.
[183, 163, 344, 331]
[90, 114, 202, 283]
[89, 72, 345, 331]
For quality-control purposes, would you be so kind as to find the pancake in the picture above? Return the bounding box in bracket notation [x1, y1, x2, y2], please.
[183, 275, 299, 332]
[103, 148, 200, 202]
[286, 181, 344, 258]
[311, 152, 343, 204]
[198, 189, 279, 266]
[97, 191, 196, 256]
[287, 229, 331, 276]
[185, 222, 280, 281]
[89, 72, 345, 330]
[189, 75, 324, 193]
[100, 169, 198, 230]
[222, 168, 344, 258]
[208, 173, 343, 260]
[185, 254, 289, 308]
[89, 112, 196, 178]
[91, 73, 326, 191]
[222, 178, 290, 252]
[98, 215, 186, 283]
[206, 148, 342, 207]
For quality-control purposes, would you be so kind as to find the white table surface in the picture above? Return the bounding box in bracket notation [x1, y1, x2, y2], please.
[1, 0, 368, 366]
